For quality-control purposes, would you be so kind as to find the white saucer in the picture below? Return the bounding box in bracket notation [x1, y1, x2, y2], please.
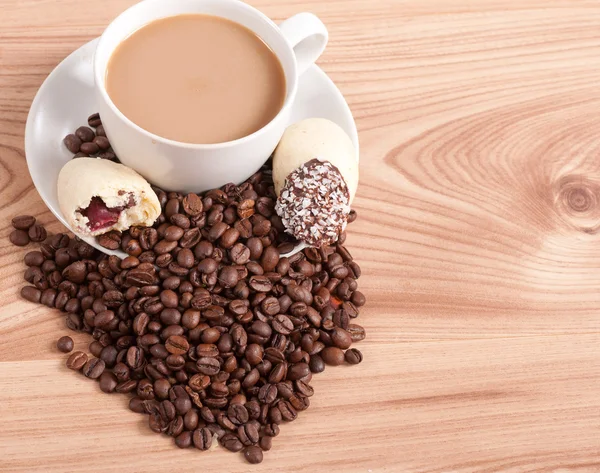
[25, 38, 359, 256]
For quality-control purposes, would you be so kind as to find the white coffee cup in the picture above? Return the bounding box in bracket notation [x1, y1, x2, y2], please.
[94, 0, 328, 193]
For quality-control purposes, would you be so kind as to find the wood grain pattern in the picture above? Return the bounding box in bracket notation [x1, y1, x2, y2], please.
[2, 0, 600, 471]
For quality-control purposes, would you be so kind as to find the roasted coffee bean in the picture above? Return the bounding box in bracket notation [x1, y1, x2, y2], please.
[193, 241, 212, 260]
[60, 261, 86, 285]
[351, 290, 366, 307]
[181, 193, 202, 216]
[219, 227, 239, 249]
[158, 289, 178, 309]
[246, 237, 263, 260]
[342, 301, 359, 318]
[242, 368, 260, 389]
[177, 248, 195, 269]
[93, 310, 115, 330]
[248, 275, 272, 292]
[238, 423, 259, 446]
[153, 378, 171, 400]
[264, 346, 285, 364]
[192, 427, 213, 450]
[126, 346, 144, 369]
[10, 229, 30, 246]
[153, 239, 177, 255]
[264, 423, 280, 437]
[181, 409, 198, 431]
[333, 309, 350, 330]
[261, 246, 279, 272]
[149, 412, 168, 433]
[93, 135, 110, 150]
[175, 431, 192, 449]
[21, 286, 41, 303]
[57, 336, 74, 353]
[207, 222, 227, 242]
[309, 354, 325, 373]
[80, 141, 99, 155]
[12, 215, 36, 231]
[223, 402, 249, 426]
[66, 351, 88, 371]
[345, 348, 363, 364]
[276, 381, 293, 399]
[245, 344, 264, 366]
[260, 296, 280, 316]
[196, 343, 219, 358]
[331, 327, 353, 349]
[288, 362, 310, 381]
[98, 232, 121, 250]
[174, 396, 192, 416]
[158, 400, 177, 422]
[268, 404, 283, 424]
[272, 314, 293, 335]
[196, 357, 220, 375]
[277, 400, 297, 421]
[347, 323, 366, 342]
[230, 243, 250, 264]
[218, 266, 239, 288]
[191, 291, 211, 310]
[220, 433, 244, 452]
[123, 238, 142, 256]
[89, 341, 104, 358]
[180, 228, 201, 248]
[210, 382, 229, 397]
[115, 380, 138, 394]
[87, 112, 102, 127]
[64, 133, 83, 153]
[40, 288, 57, 307]
[171, 213, 191, 230]
[137, 379, 155, 400]
[166, 416, 184, 438]
[65, 313, 82, 331]
[289, 394, 310, 411]
[164, 225, 184, 242]
[320, 347, 345, 366]
[131, 312, 149, 335]
[137, 228, 157, 250]
[259, 435, 272, 452]
[75, 126, 95, 142]
[128, 397, 146, 414]
[256, 383, 277, 405]
[23, 251, 43, 267]
[203, 305, 224, 321]
[233, 218, 252, 238]
[197, 258, 217, 274]
[99, 371, 118, 393]
[200, 327, 221, 344]
[100, 345, 118, 368]
[246, 261, 265, 276]
[164, 198, 180, 218]
[82, 358, 105, 379]
[102, 290, 124, 308]
[295, 379, 315, 397]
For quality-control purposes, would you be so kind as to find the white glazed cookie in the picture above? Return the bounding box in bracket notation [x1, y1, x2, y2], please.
[273, 118, 358, 204]
[57, 158, 161, 236]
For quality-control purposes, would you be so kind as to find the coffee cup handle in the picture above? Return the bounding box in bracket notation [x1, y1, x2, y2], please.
[279, 13, 328, 77]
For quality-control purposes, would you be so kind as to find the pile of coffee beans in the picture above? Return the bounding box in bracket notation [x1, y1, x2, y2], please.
[12, 115, 366, 464]
[62, 113, 118, 162]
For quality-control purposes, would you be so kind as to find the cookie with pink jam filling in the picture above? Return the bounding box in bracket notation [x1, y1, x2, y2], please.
[57, 158, 160, 237]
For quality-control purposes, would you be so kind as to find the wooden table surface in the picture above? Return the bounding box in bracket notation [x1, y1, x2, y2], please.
[3, 0, 600, 471]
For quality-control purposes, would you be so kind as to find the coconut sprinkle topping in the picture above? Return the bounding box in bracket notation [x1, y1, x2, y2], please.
[275, 159, 350, 247]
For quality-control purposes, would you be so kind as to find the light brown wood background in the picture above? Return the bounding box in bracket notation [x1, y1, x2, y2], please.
[2, 0, 600, 471]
